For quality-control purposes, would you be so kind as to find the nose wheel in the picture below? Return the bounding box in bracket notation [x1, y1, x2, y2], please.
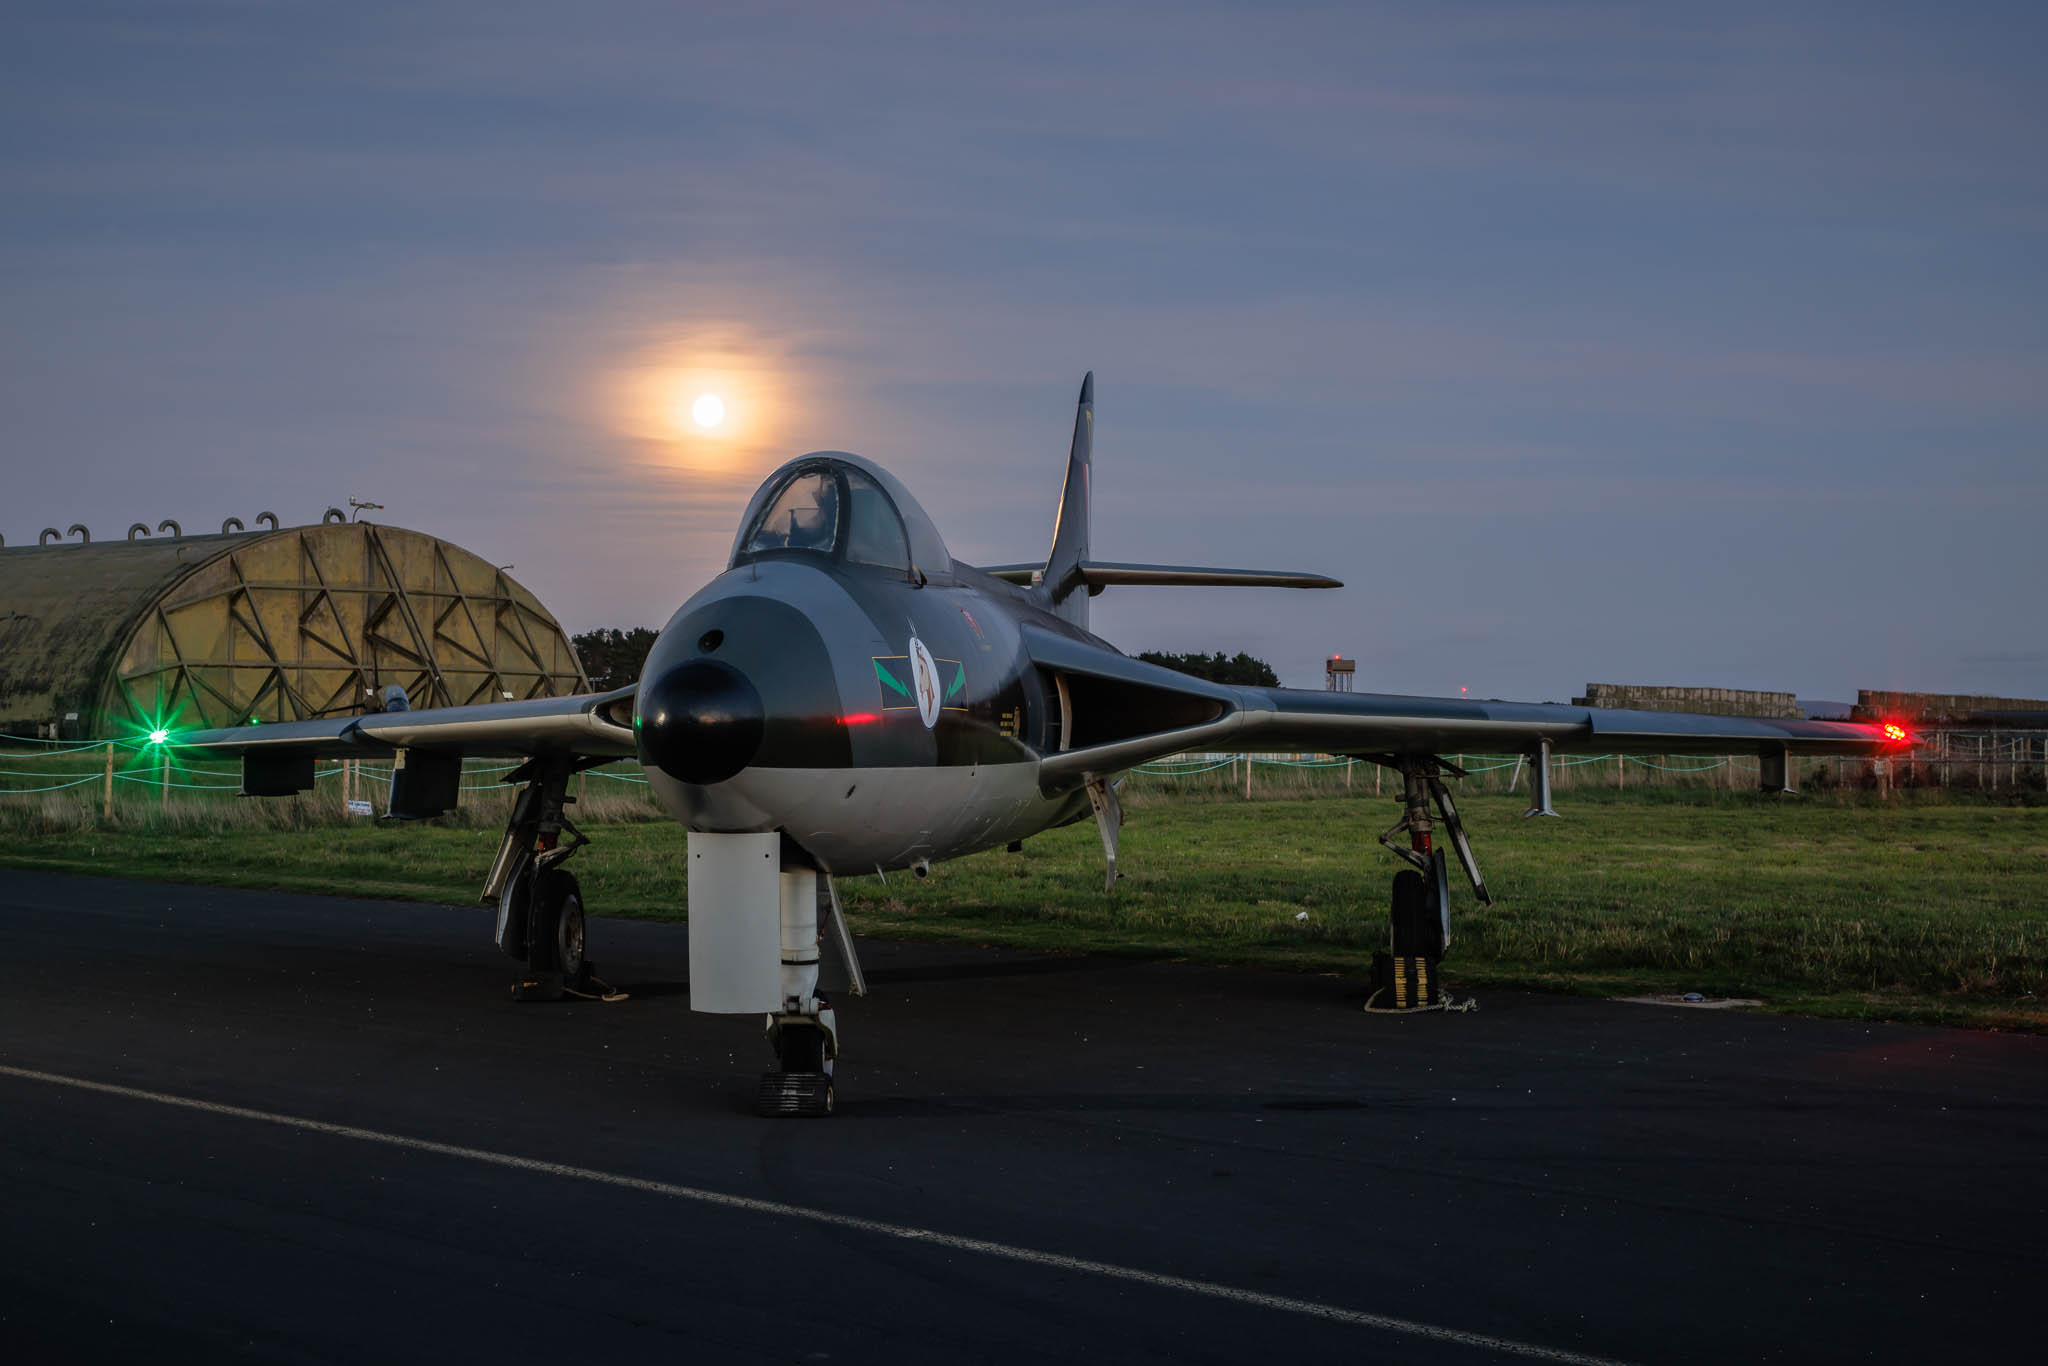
[758, 1012, 836, 1117]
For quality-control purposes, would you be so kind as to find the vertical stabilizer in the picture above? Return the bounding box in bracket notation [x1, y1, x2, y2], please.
[1037, 372, 1094, 627]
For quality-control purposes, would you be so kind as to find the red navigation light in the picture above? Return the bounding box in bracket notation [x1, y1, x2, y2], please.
[1881, 721, 1911, 746]
[840, 712, 880, 727]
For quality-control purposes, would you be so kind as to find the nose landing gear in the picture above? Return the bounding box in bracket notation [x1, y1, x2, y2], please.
[756, 871, 861, 1117]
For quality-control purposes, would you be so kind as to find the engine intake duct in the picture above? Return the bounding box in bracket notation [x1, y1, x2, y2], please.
[1050, 668, 1226, 751]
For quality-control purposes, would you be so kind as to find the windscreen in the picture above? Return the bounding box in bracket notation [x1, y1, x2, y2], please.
[843, 469, 910, 570]
[743, 471, 840, 554]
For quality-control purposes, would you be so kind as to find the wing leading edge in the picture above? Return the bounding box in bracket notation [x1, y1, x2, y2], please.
[1034, 682, 1889, 788]
[171, 686, 639, 761]
[978, 561, 1340, 591]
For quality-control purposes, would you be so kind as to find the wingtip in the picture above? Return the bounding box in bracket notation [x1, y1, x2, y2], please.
[1079, 371, 1094, 404]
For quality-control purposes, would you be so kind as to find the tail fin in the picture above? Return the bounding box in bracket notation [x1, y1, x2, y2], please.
[1037, 371, 1094, 627]
[977, 373, 1340, 609]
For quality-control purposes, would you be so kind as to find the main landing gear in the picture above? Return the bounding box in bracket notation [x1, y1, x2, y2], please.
[1363, 756, 1490, 1012]
[483, 756, 606, 1002]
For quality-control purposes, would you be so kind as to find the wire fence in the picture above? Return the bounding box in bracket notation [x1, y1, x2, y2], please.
[1126, 735, 2046, 799]
[4, 728, 2041, 824]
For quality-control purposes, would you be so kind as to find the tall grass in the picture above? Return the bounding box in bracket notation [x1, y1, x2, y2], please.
[0, 747, 667, 836]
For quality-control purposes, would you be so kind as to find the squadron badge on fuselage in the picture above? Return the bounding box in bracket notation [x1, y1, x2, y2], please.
[908, 636, 941, 729]
[873, 639, 966, 729]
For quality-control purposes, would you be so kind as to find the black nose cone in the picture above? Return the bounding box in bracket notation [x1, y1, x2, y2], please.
[637, 658, 764, 785]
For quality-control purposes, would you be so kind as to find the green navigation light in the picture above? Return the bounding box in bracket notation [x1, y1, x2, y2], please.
[148, 728, 169, 745]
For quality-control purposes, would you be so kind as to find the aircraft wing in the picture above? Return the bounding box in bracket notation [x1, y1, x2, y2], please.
[170, 687, 640, 761]
[977, 561, 1340, 590]
[1017, 627, 1892, 786]
[1038, 686, 1889, 786]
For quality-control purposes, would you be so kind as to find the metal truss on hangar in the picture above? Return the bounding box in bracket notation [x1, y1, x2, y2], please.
[0, 516, 589, 738]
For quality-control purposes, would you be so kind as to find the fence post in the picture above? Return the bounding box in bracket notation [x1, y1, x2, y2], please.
[103, 741, 115, 819]
[1617, 755, 1624, 790]
[1345, 757, 1353, 792]
[159, 748, 169, 804]
[1244, 754, 1252, 800]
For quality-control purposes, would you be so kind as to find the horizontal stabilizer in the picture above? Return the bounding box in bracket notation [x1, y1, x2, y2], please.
[980, 560, 1341, 591]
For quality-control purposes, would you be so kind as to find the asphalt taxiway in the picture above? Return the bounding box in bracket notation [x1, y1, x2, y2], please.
[1, 870, 2041, 1363]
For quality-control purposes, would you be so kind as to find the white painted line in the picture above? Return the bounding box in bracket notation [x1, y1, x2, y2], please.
[1, 1062, 1635, 1366]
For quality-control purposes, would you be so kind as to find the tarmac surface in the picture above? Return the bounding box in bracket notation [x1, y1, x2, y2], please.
[1, 869, 2042, 1364]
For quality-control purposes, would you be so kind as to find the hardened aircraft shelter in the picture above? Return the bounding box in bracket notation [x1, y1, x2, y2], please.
[0, 517, 588, 740]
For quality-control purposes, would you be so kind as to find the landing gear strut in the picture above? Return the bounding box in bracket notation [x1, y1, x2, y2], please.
[757, 871, 850, 1118]
[483, 756, 603, 1001]
[682, 832, 866, 1116]
[1364, 756, 1489, 1012]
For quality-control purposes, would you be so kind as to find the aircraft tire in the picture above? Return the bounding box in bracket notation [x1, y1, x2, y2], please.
[531, 868, 585, 979]
[1390, 868, 1443, 959]
[756, 1071, 834, 1118]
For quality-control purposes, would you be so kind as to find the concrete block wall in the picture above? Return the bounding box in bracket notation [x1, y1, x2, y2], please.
[1574, 683, 1802, 719]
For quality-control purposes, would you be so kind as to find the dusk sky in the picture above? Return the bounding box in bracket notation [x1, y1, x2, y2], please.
[5, 1, 2042, 699]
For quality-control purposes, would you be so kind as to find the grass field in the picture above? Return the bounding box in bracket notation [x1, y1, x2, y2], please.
[3, 769, 2042, 1030]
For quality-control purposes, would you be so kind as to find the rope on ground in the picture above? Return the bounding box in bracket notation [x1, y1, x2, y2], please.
[1362, 987, 1480, 1015]
[563, 975, 629, 1003]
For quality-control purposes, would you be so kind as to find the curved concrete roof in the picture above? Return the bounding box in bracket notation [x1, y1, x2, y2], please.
[0, 531, 259, 729]
[0, 524, 588, 736]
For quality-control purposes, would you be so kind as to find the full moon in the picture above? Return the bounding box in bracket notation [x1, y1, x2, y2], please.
[691, 393, 726, 429]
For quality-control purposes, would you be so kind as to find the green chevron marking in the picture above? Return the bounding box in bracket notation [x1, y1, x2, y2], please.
[874, 659, 911, 698]
[944, 663, 964, 700]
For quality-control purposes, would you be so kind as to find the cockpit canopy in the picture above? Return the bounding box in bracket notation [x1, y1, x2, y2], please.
[729, 452, 951, 580]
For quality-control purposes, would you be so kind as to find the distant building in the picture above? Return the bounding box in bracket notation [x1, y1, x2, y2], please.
[1575, 683, 1800, 719]
[1853, 690, 2048, 727]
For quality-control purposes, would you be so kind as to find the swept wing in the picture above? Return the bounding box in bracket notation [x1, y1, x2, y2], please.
[1021, 627, 1886, 786]
[171, 687, 639, 761]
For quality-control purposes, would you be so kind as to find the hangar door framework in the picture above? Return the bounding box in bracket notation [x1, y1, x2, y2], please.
[0, 520, 589, 738]
[118, 523, 589, 730]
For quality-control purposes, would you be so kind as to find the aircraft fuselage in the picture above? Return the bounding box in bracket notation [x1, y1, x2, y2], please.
[637, 552, 1098, 872]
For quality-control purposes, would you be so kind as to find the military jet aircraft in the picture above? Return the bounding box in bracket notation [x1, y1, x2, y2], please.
[176, 374, 1899, 1115]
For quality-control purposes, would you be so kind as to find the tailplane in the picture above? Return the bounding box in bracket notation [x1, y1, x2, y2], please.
[982, 373, 1339, 623]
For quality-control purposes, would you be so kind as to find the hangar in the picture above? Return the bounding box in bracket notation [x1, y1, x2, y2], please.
[0, 515, 588, 740]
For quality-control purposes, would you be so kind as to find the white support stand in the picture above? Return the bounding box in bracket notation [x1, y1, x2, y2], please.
[1524, 737, 1560, 818]
[686, 831, 783, 1014]
[1759, 746, 1798, 795]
